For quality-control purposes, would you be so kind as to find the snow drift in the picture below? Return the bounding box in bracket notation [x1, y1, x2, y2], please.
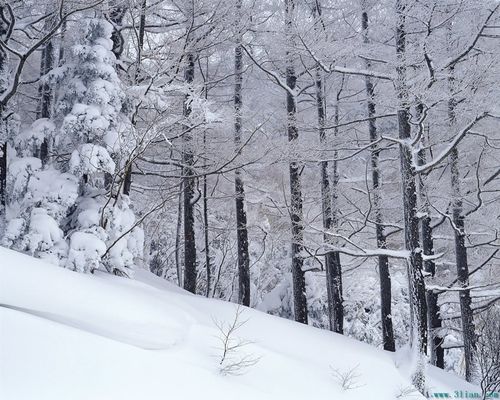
[0, 248, 476, 399]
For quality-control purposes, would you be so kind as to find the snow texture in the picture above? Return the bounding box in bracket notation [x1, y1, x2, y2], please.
[0, 248, 478, 400]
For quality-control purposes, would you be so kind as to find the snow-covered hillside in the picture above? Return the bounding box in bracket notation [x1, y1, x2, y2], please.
[0, 248, 475, 400]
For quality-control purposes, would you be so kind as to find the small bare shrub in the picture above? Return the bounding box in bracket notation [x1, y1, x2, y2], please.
[330, 364, 364, 391]
[213, 305, 260, 376]
[476, 307, 500, 400]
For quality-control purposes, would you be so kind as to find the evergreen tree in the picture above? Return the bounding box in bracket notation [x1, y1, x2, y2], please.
[58, 18, 142, 276]
[4, 18, 143, 276]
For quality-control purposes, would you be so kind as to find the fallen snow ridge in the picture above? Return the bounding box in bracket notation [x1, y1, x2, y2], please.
[0, 248, 476, 399]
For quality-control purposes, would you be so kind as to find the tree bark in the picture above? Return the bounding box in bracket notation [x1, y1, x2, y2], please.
[0, 7, 9, 227]
[313, 0, 343, 334]
[0, 140, 6, 211]
[175, 180, 183, 287]
[330, 96, 344, 334]
[202, 160, 211, 297]
[422, 215, 444, 368]
[362, 8, 395, 352]
[285, 0, 308, 324]
[111, 0, 147, 196]
[448, 78, 476, 381]
[108, 1, 127, 60]
[201, 66, 212, 298]
[234, 0, 250, 306]
[317, 67, 344, 333]
[36, 15, 54, 165]
[182, 50, 197, 294]
[395, 0, 428, 392]
[415, 103, 444, 369]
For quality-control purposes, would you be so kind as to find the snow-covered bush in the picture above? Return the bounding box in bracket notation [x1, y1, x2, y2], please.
[15, 119, 55, 159]
[3, 151, 78, 265]
[57, 18, 142, 275]
[3, 17, 143, 275]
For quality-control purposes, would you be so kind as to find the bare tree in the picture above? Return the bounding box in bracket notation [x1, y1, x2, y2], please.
[234, 0, 250, 306]
[361, 3, 395, 351]
[312, 0, 343, 334]
[447, 65, 476, 383]
[182, 0, 197, 294]
[395, 0, 427, 391]
[213, 305, 260, 375]
[476, 308, 500, 399]
[285, 0, 308, 324]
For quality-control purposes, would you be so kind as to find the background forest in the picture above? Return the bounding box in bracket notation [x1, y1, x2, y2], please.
[1, 0, 499, 392]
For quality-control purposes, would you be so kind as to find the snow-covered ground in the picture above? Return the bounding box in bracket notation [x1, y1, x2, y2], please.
[0, 248, 476, 399]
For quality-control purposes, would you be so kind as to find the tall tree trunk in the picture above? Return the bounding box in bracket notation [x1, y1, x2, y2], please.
[317, 68, 345, 333]
[182, 52, 197, 294]
[416, 103, 444, 369]
[38, 29, 54, 119]
[395, 0, 428, 392]
[175, 180, 183, 287]
[330, 92, 344, 334]
[57, 18, 67, 66]
[422, 213, 444, 368]
[448, 70, 475, 381]
[0, 6, 10, 229]
[36, 15, 54, 165]
[316, 68, 342, 333]
[182, 33, 197, 293]
[285, 0, 308, 324]
[109, 0, 146, 196]
[234, 0, 250, 306]
[108, 4, 126, 60]
[201, 61, 212, 298]
[202, 146, 211, 298]
[313, 0, 342, 334]
[0, 139, 6, 218]
[362, 8, 395, 352]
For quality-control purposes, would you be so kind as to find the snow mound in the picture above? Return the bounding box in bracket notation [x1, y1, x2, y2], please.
[0, 249, 192, 349]
[0, 247, 476, 400]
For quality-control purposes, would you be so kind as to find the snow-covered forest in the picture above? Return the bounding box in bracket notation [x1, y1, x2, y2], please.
[1, 0, 499, 396]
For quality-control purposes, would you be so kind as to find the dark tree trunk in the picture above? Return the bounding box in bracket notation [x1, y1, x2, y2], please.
[37, 43, 54, 122]
[134, 0, 147, 82]
[109, 0, 146, 196]
[421, 198, 444, 368]
[416, 103, 444, 369]
[201, 68, 212, 298]
[123, 166, 132, 196]
[317, 70, 343, 333]
[395, 0, 427, 391]
[182, 51, 197, 294]
[202, 156, 211, 297]
[285, 0, 308, 324]
[0, 140, 6, 210]
[422, 216, 444, 369]
[448, 82, 476, 381]
[175, 180, 183, 287]
[362, 9, 395, 352]
[450, 181, 475, 382]
[122, 0, 147, 196]
[328, 251, 343, 333]
[234, 0, 250, 306]
[0, 9, 9, 226]
[104, 3, 126, 193]
[37, 17, 54, 165]
[57, 18, 67, 67]
[314, 0, 343, 334]
[108, 1, 127, 60]
[330, 99, 344, 334]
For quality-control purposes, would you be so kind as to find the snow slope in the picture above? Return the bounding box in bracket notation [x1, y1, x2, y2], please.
[0, 248, 476, 400]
